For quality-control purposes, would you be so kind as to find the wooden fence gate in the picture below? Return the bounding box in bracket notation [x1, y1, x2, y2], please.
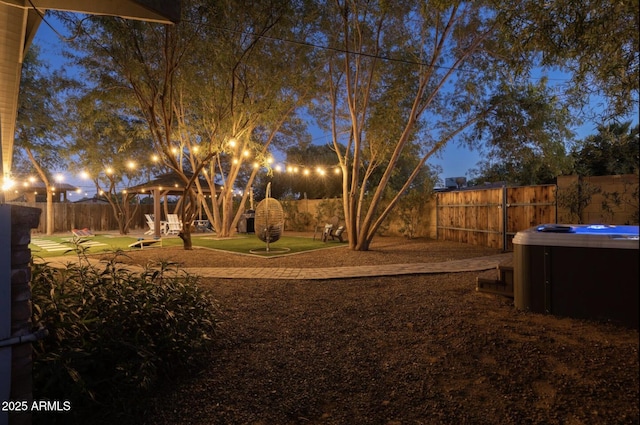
[436, 185, 557, 250]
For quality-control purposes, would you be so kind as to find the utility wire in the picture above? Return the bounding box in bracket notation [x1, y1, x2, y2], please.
[27, 1, 89, 42]
[31, 4, 571, 83]
[179, 17, 570, 82]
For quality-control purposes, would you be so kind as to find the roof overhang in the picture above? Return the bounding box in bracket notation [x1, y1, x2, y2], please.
[0, 0, 180, 185]
[0, 1, 180, 24]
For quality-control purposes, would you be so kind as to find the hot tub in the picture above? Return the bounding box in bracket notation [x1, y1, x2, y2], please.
[513, 224, 639, 328]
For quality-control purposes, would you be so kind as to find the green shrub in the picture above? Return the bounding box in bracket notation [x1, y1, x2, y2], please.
[314, 198, 343, 224]
[282, 198, 313, 231]
[556, 180, 601, 223]
[30, 251, 219, 424]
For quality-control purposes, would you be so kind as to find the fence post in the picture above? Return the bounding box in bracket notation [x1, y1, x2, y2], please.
[435, 193, 440, 241]
[502, 185, 508, 251]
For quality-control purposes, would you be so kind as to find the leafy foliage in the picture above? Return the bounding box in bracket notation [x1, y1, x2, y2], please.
[14, 45, 78, 234]
[57, 0, 320, 242]
[280, 197, 314, 231]
[570, 122, 639, 176]
[30, 250, 219, 424]
[14, 45, 73, 176]
[599, 182, 640, 225]
[468, 79, 575, 185]
[65, 85, 153, 234]
[558, 122, 639, 224]
[314, 198, 344, 225]
[556, 180, 601, 224]
[395, 168, 438, 239]
[502, 0, 639, 118]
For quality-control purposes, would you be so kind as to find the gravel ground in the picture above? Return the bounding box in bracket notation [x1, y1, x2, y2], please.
[111, 235, 639, 425]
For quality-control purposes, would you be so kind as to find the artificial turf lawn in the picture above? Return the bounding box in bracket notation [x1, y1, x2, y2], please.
[29, 233, 344, 259]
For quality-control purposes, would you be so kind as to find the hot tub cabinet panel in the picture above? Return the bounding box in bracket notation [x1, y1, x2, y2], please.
[513, 225, 639, 328]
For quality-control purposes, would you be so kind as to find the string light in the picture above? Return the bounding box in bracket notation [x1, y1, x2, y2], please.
[2, 149, 343, 199]
[1, 178, 12, 191]
[273, 163, 342, 177]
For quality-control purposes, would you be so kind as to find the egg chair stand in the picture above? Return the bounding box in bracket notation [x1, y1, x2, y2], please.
[251, 183, 289, 253]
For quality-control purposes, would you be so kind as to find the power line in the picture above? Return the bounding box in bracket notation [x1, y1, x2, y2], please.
[180, 18, 571, 82]
[33, 8, 572, 84]
[27, 1, 90, 42]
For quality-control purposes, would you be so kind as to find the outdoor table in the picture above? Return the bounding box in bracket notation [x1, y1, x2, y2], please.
[194, 220, 212, 232]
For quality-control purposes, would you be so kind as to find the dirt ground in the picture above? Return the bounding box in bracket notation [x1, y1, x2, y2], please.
[114, 236, 638, 425]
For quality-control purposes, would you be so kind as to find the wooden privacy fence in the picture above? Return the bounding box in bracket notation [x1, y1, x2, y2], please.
[436, 185, 557, 251]
[13, 175, 635, 243]
[11, 202, 154, 234]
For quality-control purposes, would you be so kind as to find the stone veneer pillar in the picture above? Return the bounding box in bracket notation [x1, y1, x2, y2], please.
[1, 205, 41, 425]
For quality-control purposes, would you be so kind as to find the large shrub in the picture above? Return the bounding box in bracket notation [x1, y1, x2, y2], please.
[30, 252, 219, 424]
[281, 197, 313, 231]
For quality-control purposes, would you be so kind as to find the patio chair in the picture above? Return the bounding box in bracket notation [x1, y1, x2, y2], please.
[319, 216, 340, 242]
[321, 223, 334, 242]
[328, 225, 346, 242]
[144, 214, 155, 235]
[166, 214, 183, 235]
[146, 214, 169, 235]
[194, 219, 213, 233]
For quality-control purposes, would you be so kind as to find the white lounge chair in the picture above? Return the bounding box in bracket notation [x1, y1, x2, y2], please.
[166, 214, 183, 235]
[144, 214, 155, 235]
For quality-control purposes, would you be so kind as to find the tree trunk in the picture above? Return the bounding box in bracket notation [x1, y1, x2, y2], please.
[179, 228, 193, 250]
[46, 190, 54, 235]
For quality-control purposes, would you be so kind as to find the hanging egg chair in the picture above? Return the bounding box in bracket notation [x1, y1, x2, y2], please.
[253, 183, 285, 252]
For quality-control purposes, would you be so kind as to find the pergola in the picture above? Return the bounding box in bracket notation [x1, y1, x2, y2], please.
[126, 172, 221, 238]
[6, 180, 79, 202]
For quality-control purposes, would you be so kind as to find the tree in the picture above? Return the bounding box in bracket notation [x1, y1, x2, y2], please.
[65, 87, 156, 234]
[314, 1, 534, 250]
[58, 0, 319, 247]
[312, 1, 636, 251]
[14, 45, 74, 235]
[467, 79, 575, 186]
[556, 179, 602, 224]
[395, 165, 439, 239]
[501, 0, 639, 119]
[570, 122, 639, 176]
